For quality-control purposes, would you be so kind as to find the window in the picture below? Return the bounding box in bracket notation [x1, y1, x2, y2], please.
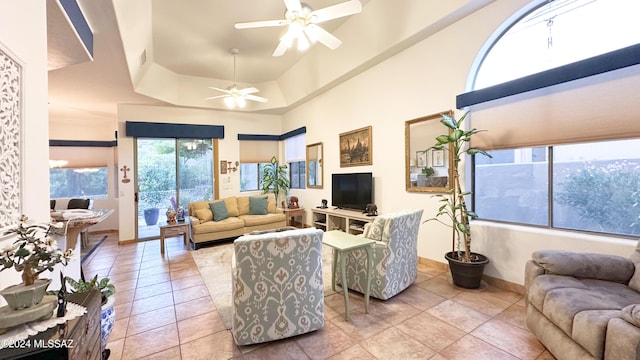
[285, 133, 306, 189]
[471, 0, 640, 238]
[475, 0, 640, 89]
[239, 163, 267, 192]
[475, 139, 640, 237]
[289, 161, 305, 189]
[239, 140, 278, 192]
[50, 167, 108, 199]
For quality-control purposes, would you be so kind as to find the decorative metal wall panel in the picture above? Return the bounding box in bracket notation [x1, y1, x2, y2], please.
[0, 44, 22, 228]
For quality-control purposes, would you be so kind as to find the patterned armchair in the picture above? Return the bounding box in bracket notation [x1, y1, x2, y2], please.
[337, 209, 423, 300]
[231, 228, 325, 346]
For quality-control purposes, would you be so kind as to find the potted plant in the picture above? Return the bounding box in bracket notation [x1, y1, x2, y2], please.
[425, 112, 492, 289]
[0, 215, 73, 309]
[261, 156, 290, 208]
[422, 166, 436, 176]
[140, 190, 166, 225]
[65, 274, 116, 359]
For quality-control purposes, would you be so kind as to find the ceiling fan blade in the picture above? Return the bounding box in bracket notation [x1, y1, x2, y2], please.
[234, 19, 288, 29]
[239, 87, 260, 95]
[245, 94, 269, 103]
[272, 41, 289, 57]
[208, 87, 231, 94]
[283, 0, 302, 13]
[205, 95, 230, 100]
[305, 25, 342, 49]
[312, 0, 362, 23]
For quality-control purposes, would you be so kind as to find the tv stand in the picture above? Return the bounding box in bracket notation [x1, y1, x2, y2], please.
[311, 207, 374, 235]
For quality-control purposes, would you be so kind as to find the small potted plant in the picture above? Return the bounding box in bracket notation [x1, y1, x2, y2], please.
[65, 274, 116, 358]
[425, 112, 492, 289]
[0, 215, 73, 309]
[422, 166, 436, 176]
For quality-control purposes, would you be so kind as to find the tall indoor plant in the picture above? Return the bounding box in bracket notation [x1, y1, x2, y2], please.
[426, 111, 492, 289]
[261, 156, 289, 207]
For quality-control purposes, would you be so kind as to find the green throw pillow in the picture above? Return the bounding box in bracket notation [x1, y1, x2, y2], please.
[249, 196, 268, 215]
[209, 201, 229, 222]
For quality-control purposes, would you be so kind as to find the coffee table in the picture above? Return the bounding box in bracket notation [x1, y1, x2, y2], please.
[322, 230, 375, 320]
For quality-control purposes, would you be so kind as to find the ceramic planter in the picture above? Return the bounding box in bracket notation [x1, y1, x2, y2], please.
[100, 295, 116, 353]
[0, 278, 52, 310]
[445, 252, 489, 289]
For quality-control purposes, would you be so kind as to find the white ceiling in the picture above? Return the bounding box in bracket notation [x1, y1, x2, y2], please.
[47, 0, 495, 127]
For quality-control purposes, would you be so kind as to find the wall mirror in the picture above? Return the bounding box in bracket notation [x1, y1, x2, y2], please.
[306, 142, 323, 188]
[405, 111, 454, 193]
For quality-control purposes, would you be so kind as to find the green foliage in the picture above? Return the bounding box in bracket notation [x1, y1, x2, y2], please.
[65, 274, 115, 305]
[555, 161, 640, 234]
[137, 139, 214, 208]
[424, 112, 491, 262]
[1, 217, 73, 285]
[422, 167, 436, 176]
[261, 156, 289, 200]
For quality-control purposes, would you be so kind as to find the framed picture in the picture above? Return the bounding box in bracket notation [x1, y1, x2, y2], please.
[432, 149, 445, 167]
[339, 126, 372, 167]
[416, 151, 427, 167]
[220, 160, 228, 174]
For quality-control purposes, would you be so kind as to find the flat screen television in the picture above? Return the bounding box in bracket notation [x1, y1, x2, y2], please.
[331, 172, 373, 211]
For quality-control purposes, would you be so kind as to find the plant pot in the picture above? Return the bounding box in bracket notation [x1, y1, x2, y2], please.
[444, 252, 489, 289]
[100, 295, 116, 353]
[143, 208, 159, 225]
[0, 279, 52, 310]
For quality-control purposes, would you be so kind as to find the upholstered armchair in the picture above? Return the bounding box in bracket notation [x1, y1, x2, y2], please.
[231, 228, 325, 346]
[337, 209, 423, 300]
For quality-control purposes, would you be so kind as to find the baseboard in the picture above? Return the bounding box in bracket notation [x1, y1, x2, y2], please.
[418, 256, 525, 295]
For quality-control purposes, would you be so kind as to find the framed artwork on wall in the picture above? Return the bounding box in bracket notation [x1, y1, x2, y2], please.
[339, 126, 372, 167]
[416, 151, 427, 167]
[432, 149, 445, 167]
[220, 160, 227, 174]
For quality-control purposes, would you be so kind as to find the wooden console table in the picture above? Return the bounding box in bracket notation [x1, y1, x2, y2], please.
[0, 290, 102, 360]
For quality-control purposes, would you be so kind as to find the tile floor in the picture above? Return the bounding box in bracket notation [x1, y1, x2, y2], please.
[82, 232, 556, 360]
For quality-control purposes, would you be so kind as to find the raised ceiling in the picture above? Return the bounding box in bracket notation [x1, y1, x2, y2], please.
[47, 0, 495, 126]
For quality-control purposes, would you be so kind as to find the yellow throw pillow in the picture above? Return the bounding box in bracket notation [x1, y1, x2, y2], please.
[194, 208, 213, 222]
[223, 197, 239, 217]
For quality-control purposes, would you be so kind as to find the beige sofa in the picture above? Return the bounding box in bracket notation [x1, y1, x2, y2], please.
[187, 194, 286, 248]
[525, 241, 640, 360]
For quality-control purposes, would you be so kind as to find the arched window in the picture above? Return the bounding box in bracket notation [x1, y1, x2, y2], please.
[475, 0, 640, 89]
[470, 0, 640, 238]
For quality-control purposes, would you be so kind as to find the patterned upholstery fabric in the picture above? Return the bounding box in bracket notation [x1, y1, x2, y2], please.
[231, 228, 325, 345]
[337, 209, 423, 300]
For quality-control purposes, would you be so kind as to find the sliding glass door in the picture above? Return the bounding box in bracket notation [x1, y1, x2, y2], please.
[136, 138, 214, 240]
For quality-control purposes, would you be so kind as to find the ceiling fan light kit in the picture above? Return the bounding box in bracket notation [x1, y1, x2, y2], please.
[206, 48, 268, 108]
[208, 1, 362, 109]
[234, 0, 362, 57]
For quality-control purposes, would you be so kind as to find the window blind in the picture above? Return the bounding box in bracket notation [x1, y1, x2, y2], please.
[239, 141, 279, 163]
[467, 63, 640, 150]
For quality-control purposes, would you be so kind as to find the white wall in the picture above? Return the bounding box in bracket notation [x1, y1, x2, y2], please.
[282, 0, 636, 285]
[0, 2, 81, 299]
[116, 104, 281, 242]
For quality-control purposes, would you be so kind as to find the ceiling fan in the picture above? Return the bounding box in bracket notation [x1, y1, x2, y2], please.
[234, 0, 363, 56]
[206, 48, 268, 108]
